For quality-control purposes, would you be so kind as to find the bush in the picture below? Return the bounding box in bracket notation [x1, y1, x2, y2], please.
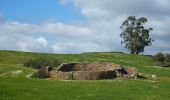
[153, 52, 165, 67]
[165, 54, 170, 67]
[24, 57, 60, 69]
[32, 67, 50, 78]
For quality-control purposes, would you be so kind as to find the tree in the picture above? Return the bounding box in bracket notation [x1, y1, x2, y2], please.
[120, 16, 153, 54]
[165, 53, 170, 66]
[153, 52, 165, 67]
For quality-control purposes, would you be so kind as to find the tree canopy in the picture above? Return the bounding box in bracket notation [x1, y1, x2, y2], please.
[120, 16, 153, 54]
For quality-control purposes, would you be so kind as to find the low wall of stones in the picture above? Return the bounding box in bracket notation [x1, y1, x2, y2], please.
[50, 70, 117, 80]
[50, 62, 139, 80]
[56, 62, 120, 72]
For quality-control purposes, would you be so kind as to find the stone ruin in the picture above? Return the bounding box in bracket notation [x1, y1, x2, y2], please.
[49, 62, 139, 80]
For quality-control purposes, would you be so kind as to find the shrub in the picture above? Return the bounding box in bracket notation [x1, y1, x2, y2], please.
[165, 54, 170, 67]
[32, 67, 50, 78]
[153, 52, 165, 67]
[24, 57, 60, 69]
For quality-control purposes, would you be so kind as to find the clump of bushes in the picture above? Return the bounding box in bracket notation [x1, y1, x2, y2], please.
[24, 57, 60, 78]
[153, 52, 165, 67]
[24, 57, 60, 69]
[165, 54, 170, 66]
[153, 52, 170, 67]
[32, 67, 50, 79]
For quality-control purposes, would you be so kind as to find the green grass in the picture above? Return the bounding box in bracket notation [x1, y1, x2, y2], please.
[0, 50, 170, 100]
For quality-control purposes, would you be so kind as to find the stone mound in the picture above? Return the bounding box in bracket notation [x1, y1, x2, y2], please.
[50, 62, 139, 80]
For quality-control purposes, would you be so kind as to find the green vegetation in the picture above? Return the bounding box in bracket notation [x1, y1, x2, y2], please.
[120, 16, 153, 54]
[165, 54, 170, 66]
[23, 57, 60, 69]
[0, 50, 170, 100]
[31, 67, 50, 79]
[154, 52, 166, 67]
[154, 52, 170, 67]
[23, 55, 60, 78]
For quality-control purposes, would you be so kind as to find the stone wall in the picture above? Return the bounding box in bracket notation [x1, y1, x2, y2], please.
[50, 70, 117, 80]
[55, 62, 120, 71]
[50, 62, 139, 80]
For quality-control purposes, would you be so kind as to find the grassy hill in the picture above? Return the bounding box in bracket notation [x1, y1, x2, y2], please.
[0, 50, 170, 100]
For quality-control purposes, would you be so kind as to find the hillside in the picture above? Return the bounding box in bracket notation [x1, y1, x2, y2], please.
[0, 50, 170, 100]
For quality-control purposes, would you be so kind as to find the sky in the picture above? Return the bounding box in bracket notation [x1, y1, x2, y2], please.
[0, 0, 170, 54]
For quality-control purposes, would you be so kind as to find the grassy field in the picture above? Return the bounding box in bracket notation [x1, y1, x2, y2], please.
[0, 50, 170, 100]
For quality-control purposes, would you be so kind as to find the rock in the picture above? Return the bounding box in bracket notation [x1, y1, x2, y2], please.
[151, 74, 157, 79]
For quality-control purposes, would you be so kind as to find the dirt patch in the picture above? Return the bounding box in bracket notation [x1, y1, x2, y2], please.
[50, 62, 139, 80]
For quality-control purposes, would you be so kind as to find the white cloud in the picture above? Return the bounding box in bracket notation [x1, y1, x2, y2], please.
[59, 0, 71, 5]
[64, 0, 170, 54]
[52, 42, 101, 54]
[18, 37, 48, 52]
[70, 0, 170, 18]
[156, 0, 170, 9]
[40, 22, 92, 38]
[0, 21, 38, 34]
[0, 0, 170, 54]
[0, 18, 124, 53]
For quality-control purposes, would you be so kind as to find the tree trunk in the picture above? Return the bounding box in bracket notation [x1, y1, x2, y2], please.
[130, 51, 135, 54]
[131, 51, 139, 55]
[161, 61, 164, 67]
[135, 52, 139, 55]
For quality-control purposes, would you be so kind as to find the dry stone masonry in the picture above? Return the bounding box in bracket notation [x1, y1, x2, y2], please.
[50, 62, 139, 80]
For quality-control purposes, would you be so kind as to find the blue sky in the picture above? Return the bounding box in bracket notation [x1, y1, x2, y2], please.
[0, 0, 170, 54]
[0, 0, 83, 22]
